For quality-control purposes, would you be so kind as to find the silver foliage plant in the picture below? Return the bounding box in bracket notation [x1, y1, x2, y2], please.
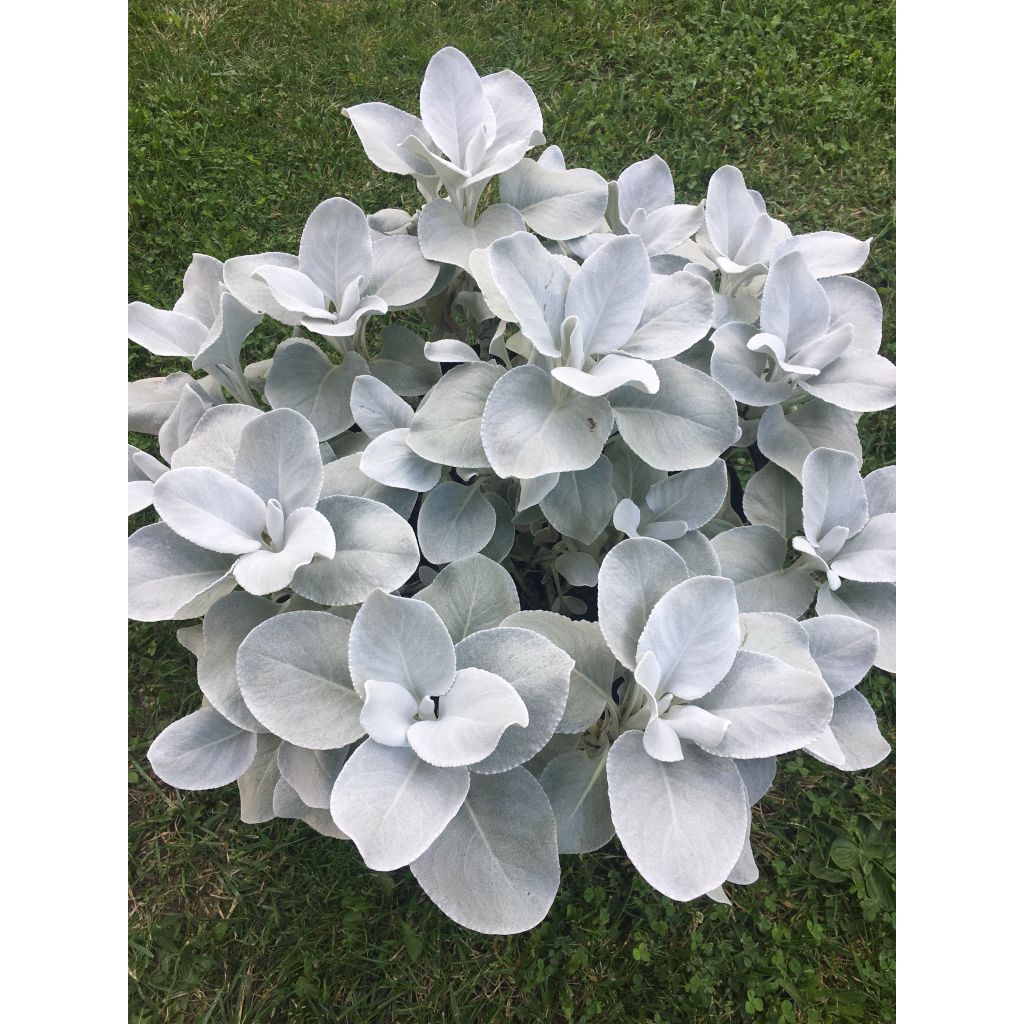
[128, 46, 895, 935]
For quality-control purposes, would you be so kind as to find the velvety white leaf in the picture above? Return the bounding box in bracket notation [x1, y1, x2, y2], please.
[481, 68, 543, 152]
[565, 235, 649, 357]
[349, 590, 456, 702]
[371, 324, 442, 397]
[193, 291, 262, 377]
[197, 592, 277, 731]
[407, 361, 504, 468]
[617, 154, 675, 221]
[500, 158, 608, 240]
[608, 438, 667, 502]
[540, 749, 614, 853]
[664, 530, 722, 576]
[662, 704, 731, 749]
[554, 552, 600, 587]
[712, 525, 817, 617]
[368, 233, 441, 307]
[170, 404, 262, 474]
[743, 463, 804, 538]
[298, 197, 372, 303]
[613, 498, 641, 537]
[420, 46, 494, 166]
[736, 756, 776, 805]
[152, 467, 265, 554]
[830, 513, 896, 583]
[320, 453, 416, 518]
[816, 581, 895, 672]
[696, 649, 834, 758]
[481, 364, 613, 479]
[705, 165, 759, 263]
[415, 555, 520, 643]
[232, 408, 324, 516]
[772, 231, 871, 278]
[346, 376, 412, 440]
[621, 271, 714, 361]
[235, 733, 282, 823]
[236, 611, 364, 748]
[148, 706, 256, 791]
[343, 101, 436, 176]
[173, 252, 223, 325]
[800, 348, 896, 412]
[254, 264, 331, 320]
[419, 199, 525, 271]
[480, 493, 515, 561]
[864, 465, 896, 518]
[410, 768, 559, 934]
[630, 204, 705, 256]
[517, 472, 560, 512]
[176, 623, 205, 659]
[597, 537, 691, 669]
[290, 495, 419, 607]
[636, 576, 741, 700]
[158, 380, 220, 463]
[756, 400, 862, 481]
[409, 668, 528, 767]
[360, 428, 442, 492]
[801, 447, 869, 546]
[223, 252, 302, 323]
[760, 252, 831, 354]
[738, 611, 819, 675]
[606, 730, 748, 900]
[643, 717, 685, 762]
[418, 482, 497, 564]
[128, 373, 210, 434]
[128, 302, 207, 358]
[331, 740, 470, 871]
[644, 460, 727, 535]
[539, 456, 615, 544]
[806, 689, 890, 770]
[501, 611, 615, 734]
[820, 275, 883, 353]
[264, 341, 368, 441]
[273, 777, 347, 839]
[609, 359, 738, 472]
[455, 627, 573, 772]
[709, 321, 793, 406]
[802, 615, 878, 696]
[232, 507, 336, 595]
[423, 338, 481, 363]
[486, 232, 570, 355]
[127, 523, 236, 621]
[277, 742, 350, 809]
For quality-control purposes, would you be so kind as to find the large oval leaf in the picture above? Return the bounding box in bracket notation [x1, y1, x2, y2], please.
[417, 482, 497, 564]
[481, 364, 613, 479]
[289, 495, 419, 606]
[540, 748, 614, 854]
[148, 706, 256, 791]
[236, 611, 364, 749]
[606, 730, 748, 901]
[415, 555, 520, 643]
[410, 767, 560, 934]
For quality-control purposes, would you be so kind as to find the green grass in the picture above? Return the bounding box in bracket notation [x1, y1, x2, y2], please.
[129, 1, 895, 1020]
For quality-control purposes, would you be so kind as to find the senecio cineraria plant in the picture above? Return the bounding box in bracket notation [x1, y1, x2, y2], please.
[128, 47, 895, 935]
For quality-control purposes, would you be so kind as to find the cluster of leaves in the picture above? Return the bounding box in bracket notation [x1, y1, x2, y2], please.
[128, 46, 895, 936]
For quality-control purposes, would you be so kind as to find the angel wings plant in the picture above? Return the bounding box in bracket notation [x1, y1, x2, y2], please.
[128, 45, 895, 935]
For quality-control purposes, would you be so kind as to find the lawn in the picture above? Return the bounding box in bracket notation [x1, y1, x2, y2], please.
[128, 1, 896, 1020]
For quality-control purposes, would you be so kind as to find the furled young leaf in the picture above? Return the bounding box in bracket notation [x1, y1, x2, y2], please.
[410, 768, 560, 934]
